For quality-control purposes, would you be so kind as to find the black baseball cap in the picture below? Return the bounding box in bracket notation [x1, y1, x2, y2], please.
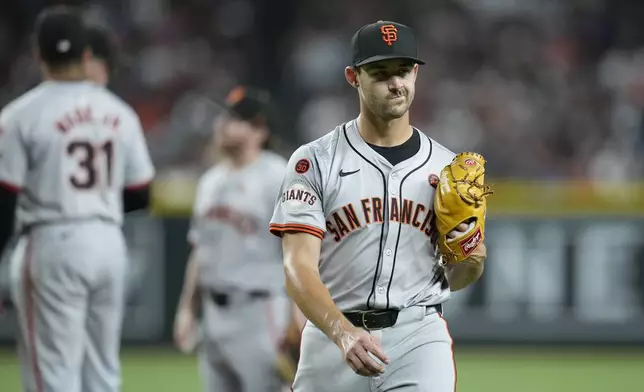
[224, 86, 271, 123]
[35, 7, 88, 67]
[223, 86, 278, 149]
[87, 26, 116, 71]
[351, 21, 425, 67]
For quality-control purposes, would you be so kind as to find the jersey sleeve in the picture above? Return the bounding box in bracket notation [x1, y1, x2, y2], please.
[187, 211, 199, 247]
[0, 113, 27, 192]
[123, 112, 155, 189]
[269, 146, 326, 240]
[187, 172, 210, 247]
[264, 158, 287, 211]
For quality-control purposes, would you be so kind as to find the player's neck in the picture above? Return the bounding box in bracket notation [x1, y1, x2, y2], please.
[357, 110, 412, 147]
[42, 64, 86, 82]
[229, 147, 261, 169]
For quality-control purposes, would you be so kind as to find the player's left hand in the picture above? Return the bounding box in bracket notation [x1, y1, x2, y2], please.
[446, 222, 470, 240]
[444, 225, 486, 290]
[445, 222, 486, 265]
[433, 152, 492, 265]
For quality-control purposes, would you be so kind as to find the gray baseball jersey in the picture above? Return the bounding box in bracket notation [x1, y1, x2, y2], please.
[270, 119, 459, 392]
[0, 80, 154, 392]
[189, 150, 287, 292]
[270, 119, 455, 311]
[189, 151, 292, 392]
[0, 81, 154, 229]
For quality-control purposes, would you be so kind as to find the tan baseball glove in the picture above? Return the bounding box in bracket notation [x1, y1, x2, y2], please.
[274, 313, 303, 384]
[274, 346, 298, 385]
[433, 152, 493, 265]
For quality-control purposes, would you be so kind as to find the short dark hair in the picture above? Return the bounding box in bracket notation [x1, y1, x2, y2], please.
[34, 6, 88, 68]
[224, 86, 277, 149]
[86, 25, 116, 72]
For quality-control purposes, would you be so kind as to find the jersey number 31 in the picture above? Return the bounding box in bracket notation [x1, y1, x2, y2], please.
[68, 140, 113, 189]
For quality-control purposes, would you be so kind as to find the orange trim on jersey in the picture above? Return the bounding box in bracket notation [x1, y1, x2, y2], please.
[124, 180, 151, 191]
[0, 180, 22, 193]
[269, 224, 324, 240]
[438, 313, 457, 392]
[23, 236, 43, 392]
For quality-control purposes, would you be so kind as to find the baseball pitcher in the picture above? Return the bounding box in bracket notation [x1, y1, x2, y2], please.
[269, 21, 491, 391]
[174, 87, 297, 392]
[0, 7, 154, 392]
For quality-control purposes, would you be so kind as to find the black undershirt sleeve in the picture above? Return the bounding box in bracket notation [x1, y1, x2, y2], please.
[123, 185, 151, 213]
[0, 183, 151, 259]
[0, 185, 17, 258]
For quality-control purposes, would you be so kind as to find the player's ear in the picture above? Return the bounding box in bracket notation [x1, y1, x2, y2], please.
[345, 66, 359, 88]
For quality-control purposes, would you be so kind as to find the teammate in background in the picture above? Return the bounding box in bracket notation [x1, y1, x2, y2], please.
[84, 25, 116, 87]
[173, 86, 298, 392]
[0, 7, 154, 392]
[269, 21, 487, 391]
[0, 23, 116, 317]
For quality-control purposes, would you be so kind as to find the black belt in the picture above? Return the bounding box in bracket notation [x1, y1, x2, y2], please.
[210, 289, 271, 307]
[343, 304, 443, 331]
[20, 216, 116, 235]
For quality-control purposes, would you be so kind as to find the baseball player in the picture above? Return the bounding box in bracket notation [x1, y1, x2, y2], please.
[84, 25, 116, 87]
[0, 22, 116, 317]
[269, 21, 487, 391]
[0, 7, 154, 392]
[173, 86, 296, 392]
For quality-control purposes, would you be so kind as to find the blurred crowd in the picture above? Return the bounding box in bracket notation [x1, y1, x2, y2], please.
[1, 0, 644, 180]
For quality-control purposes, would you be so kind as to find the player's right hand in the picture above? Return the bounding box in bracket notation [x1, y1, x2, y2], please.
[337, 325, 390, 377]
[173, 307, 197, 354]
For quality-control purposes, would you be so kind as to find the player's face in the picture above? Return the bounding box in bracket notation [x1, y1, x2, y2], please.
[84, 58, 109, 86]
[351, 60, 418, 120]
[215, 116, 266, 154]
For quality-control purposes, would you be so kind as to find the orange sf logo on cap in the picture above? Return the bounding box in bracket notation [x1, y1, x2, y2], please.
[380, 24, 398, 46]
[226, 86, 246, 106]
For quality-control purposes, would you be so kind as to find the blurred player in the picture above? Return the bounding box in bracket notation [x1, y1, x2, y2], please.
[0, 24, 116, 317]
[173, 86, 297, 392]
[84, 25, 116, 87]
[0, 7, 154, 392]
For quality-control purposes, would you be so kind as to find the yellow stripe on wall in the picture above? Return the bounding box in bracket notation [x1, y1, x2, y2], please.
[486, 180, 644, 217]
[149, 177, 644, 217]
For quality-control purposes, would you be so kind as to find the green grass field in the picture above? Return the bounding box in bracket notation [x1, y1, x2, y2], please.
[1, 346, 643, 391]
